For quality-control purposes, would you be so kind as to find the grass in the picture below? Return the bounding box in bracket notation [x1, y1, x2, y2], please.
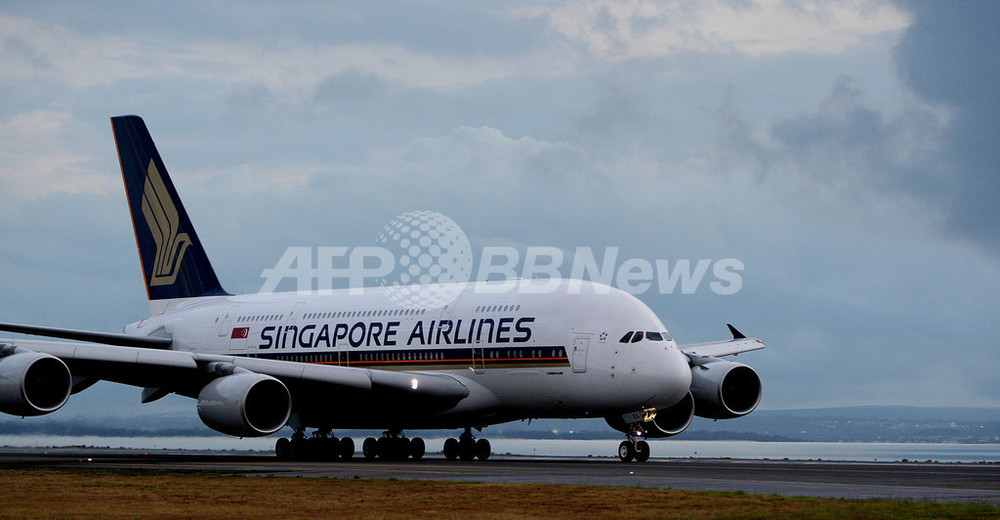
[0, 468, 998, 519]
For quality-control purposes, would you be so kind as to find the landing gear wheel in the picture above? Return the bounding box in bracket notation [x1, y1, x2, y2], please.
[362, 437, 378, 461]
[398, 437, 412, 461]
[289, 436, 307, 461]
[275, 438, 290, 460]
[475, 438, 491, 461]
[458, 437, 476, 461]
[376, 437, 388, 460]
[319, 437, 339, 461]
[339, 437, 355, 461]
[635, 441, 650, 462]
[443, 438, 459, 460]
[410, 437, 425, 461]
[618, 441, 635, 462]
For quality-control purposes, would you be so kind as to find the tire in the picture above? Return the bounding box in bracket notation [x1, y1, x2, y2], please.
[321, 437, 339, 462]
[289, 437, 306, 461]
[275, 438, 290, 460]
[362, 437, 378, 461]
[443, 438, 459, 461]
[618, 441, 635, 462]
[398, 437, 412, 461]
[635, 441, 650, 462]
[410, 437, 425, 461]
[339, 437, 355, 461]
[475, 438, 491, 461]
[376, 437, 387, 461]
[458, 437, 476, 461]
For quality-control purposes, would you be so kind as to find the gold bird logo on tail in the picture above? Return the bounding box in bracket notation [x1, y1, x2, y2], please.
[141, 160, 192, 286]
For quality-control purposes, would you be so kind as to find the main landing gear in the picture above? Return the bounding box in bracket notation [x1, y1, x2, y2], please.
[442, 427, 491, 461]
[361, 430, 426, 461]
[618, 426, 650, 463]
[275, 428, 355, 461]
[274, 426, 492, 462]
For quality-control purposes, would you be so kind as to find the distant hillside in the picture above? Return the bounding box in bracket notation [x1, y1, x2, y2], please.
[2, 406, 998, 443]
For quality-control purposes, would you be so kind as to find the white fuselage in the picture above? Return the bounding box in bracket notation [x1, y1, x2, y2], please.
[126, 279, 692, 429]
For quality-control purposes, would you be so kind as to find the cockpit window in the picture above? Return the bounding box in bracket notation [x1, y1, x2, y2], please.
[621, 330, 673, 343]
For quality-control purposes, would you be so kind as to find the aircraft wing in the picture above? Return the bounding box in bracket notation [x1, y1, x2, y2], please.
[0, 337, 469, 404]
[678, 324, 765, 362]
[0, 322, 172, 349]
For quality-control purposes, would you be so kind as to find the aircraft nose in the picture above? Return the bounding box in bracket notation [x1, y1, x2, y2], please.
[662, 346, 692, 406]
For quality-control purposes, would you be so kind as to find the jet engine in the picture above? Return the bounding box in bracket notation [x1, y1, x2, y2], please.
[643, 390, 695, 438]
[196, 372, 292, 437]
[690, 358, 761, 419]
[605, 391, 695, 438]
[0, 350, 72, 416]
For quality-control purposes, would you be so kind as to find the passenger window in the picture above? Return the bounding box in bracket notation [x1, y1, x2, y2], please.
[646, 331, 663, 341]
[631, 331, 644, 343]
[619, 331, 633, 343]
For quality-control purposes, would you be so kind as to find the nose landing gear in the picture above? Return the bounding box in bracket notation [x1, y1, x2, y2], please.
[618, 426, 650, 462]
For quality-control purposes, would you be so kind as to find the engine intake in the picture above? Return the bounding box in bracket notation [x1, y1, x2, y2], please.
[690, 358, 761, 419]
[197, 372, 291, 437]
[0, 351, 72, 416]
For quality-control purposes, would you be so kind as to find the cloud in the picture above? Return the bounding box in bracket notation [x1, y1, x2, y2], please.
[518, 0, 911, 59]
[0, 12, 550, 102]
[722, 76, 947, 197]
[0, 14, 148, 88]
[894, 0, 1000, 249]
[0, 111, 115, 200]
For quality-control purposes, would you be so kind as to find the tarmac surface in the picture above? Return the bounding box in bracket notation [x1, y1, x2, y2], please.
[2, 448, 999, 505]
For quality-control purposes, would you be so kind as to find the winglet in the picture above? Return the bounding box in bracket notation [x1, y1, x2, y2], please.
[727, 323, 746, 339]
[111, 115, 228, 303]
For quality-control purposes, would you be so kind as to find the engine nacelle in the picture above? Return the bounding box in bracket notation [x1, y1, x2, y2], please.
[197, 372, 291, 437]
[644, 390, 694, 438]
[605, 391, 695, 439]
[0, 351, 72, 416]
[690, 358, 761, 419]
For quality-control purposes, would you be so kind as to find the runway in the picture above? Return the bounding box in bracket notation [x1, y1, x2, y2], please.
[2, 449, 999, 505]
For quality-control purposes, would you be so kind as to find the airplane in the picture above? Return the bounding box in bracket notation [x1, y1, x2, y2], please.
[0, 115, 764, 463]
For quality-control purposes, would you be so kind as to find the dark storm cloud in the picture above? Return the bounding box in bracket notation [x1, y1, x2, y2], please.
[894, 0, 1000, 249]
[718, 76, 944, 196]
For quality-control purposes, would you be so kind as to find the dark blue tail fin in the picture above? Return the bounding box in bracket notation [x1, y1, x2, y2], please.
[111, 115, 228, 301]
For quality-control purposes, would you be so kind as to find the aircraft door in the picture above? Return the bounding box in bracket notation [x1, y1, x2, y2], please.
[471, 343, 485, 374]
[218, 305, 240, 336]
[572, 336, 589, 373]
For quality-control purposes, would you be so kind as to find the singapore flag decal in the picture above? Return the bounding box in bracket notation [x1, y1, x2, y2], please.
[231, 327, 249, 339]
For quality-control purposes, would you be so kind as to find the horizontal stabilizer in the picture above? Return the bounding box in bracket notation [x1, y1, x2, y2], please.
[0, 322, 172, 349]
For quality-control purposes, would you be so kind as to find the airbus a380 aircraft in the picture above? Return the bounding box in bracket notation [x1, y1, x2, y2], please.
[0, 116, 764, 462]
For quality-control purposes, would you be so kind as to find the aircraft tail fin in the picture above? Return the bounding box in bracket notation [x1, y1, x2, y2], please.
[111, 115, 228, 304]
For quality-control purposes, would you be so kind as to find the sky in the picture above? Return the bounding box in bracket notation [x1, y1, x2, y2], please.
[0, 1, 998, 431]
